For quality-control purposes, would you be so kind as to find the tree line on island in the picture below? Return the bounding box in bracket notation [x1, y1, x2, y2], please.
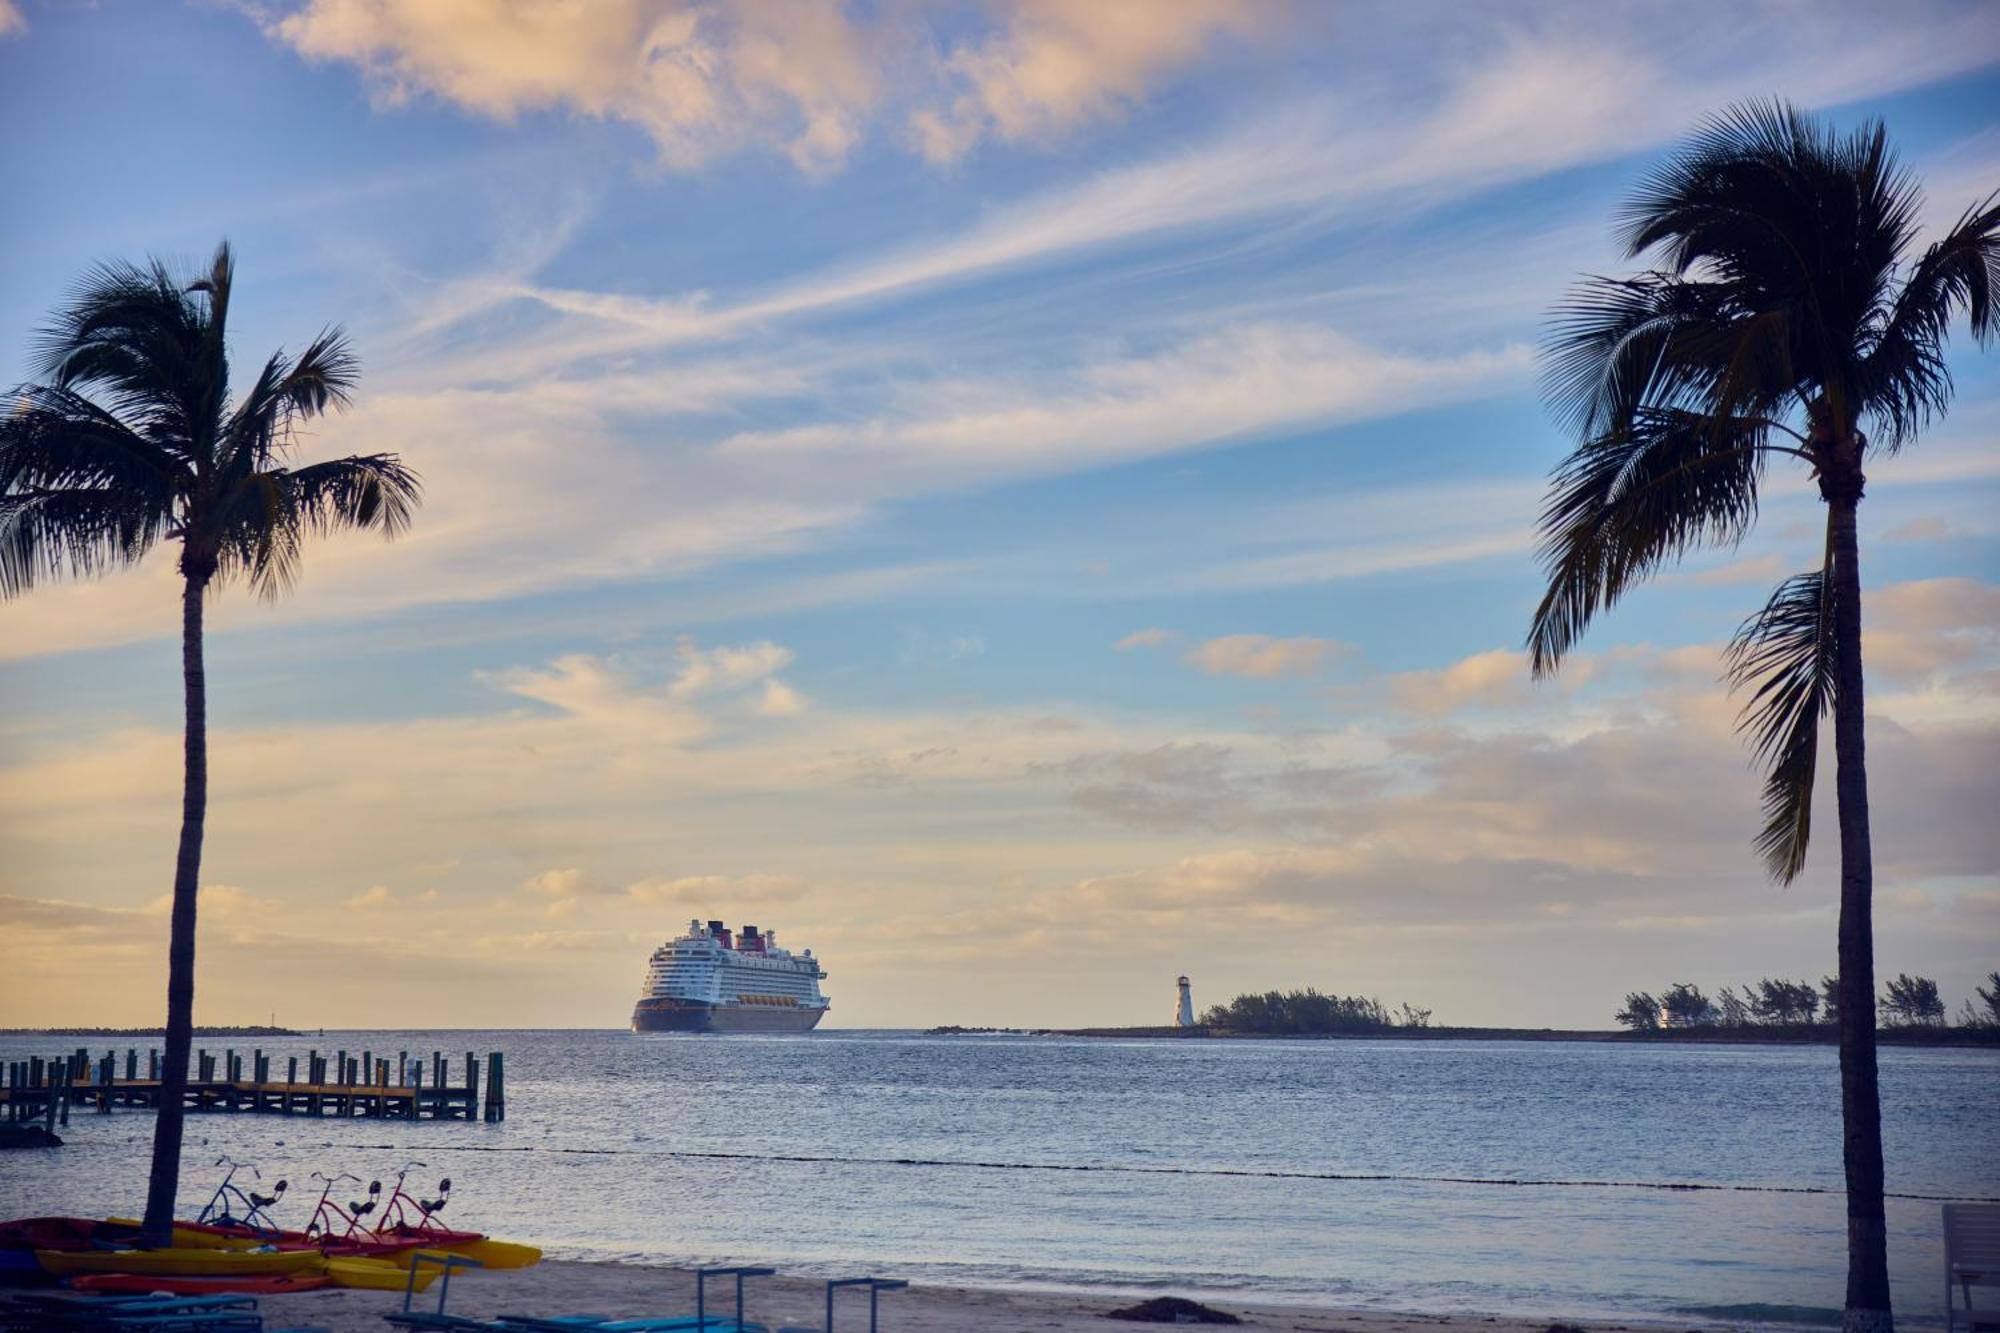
[1200, 990, 1432, 1035]
[1616, 972, 2000, 1031]
[1196, 970, 2000, 1038]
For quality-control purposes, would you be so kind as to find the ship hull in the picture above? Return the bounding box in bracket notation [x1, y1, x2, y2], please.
[631, 998, 828, 1034]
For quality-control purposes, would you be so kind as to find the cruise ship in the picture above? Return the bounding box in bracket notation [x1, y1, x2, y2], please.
[631, 919, 830, 1033]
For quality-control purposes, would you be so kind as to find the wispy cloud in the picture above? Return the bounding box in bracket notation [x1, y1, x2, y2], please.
[396, 0, 1999, 365]
[271, 0, 883, 174]
[716, 325, 1530, 485]
[627, 872, 806, 905]
[1183, 634, 1345, 680]
[911, 0, 1270, 163]
[267, 0, 1279, 175]
[1115, 628, 1180, 652]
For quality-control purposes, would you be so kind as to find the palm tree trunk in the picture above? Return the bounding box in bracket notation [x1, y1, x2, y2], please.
[139, 573, 208, 1247]
[1827, 491, 1892, 1333]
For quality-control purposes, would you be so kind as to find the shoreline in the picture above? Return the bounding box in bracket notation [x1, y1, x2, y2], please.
[941, 1024, 2000, 1048]
[0, 1026, 301, 1038]
[233, 1256, 1758, 1333]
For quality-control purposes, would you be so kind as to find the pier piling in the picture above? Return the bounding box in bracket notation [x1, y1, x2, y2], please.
[0, 1046, 502, 1124]
[483, 1051, 504, 1122]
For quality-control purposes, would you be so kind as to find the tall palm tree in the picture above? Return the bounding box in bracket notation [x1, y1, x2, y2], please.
[0, 243, 421, 1245]
[1529, 101, 1997, 1333]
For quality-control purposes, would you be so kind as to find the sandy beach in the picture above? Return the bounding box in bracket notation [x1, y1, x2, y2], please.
[258, 1258, 1657, 1333]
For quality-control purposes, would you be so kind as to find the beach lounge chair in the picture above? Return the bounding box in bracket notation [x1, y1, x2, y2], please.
[0, 1288, 327, 1333]
[2, 1290, 261, 1330]
[490, 1308, 757, 1330]
[381, 1317, 499, 1333]
[1947, 1204, 2000, 1333]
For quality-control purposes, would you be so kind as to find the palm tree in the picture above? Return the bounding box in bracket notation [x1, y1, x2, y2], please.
[0, 243, 421, 1245]
[1529, 101, 1997, 1333]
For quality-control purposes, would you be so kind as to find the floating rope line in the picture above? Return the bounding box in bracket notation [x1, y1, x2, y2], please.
[309, 1140, 2000, 1203]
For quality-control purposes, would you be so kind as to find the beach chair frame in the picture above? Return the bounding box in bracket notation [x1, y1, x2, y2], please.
[696, 1264, 773, 1330]
[1946, 1203, 2000, 1333]
[822, 1278, 905, 1333]
[403, 1250, 486, 1317]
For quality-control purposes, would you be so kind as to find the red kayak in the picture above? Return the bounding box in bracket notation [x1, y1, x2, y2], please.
[71, 1272, 333, 1296]
[0, 1218, 138, 1252]
[376, 1222, 484, 1248]
[168, 1217, 431, 1261]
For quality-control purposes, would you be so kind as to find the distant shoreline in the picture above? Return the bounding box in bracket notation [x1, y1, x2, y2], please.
[0, 1025, 301, 1037]
[931, 1023, 2000, 1048]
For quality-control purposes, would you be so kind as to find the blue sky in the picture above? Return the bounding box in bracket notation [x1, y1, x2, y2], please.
[1, 0, 1996, 1028]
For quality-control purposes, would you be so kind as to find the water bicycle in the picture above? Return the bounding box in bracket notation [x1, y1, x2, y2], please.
[196, 1157, 288, 1235]
[367, 1162, 540, 1270]
[8, 1159, 536, 1295]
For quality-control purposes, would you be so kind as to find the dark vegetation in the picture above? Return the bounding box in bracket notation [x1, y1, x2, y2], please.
[1616, 971, 1998, 1033]
[0, 1026, 300, 1037]
[1200, 989, 1432, 1036]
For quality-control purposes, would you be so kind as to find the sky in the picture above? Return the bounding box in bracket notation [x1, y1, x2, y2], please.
[1, 0, 1996, 1031]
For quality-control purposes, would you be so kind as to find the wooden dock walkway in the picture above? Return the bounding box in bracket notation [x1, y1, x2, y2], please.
[2, 1046, 505, 1125]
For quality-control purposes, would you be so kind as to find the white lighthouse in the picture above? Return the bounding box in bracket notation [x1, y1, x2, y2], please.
[1175, 975, 1195, 1028]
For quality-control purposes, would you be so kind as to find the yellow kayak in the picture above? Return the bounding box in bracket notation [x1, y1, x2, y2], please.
[104, 1219, 259, 1252]
[367, 1236, 540, 1271]
[437, 1238, 541, 1270]
[326, 1254, 438, 1292]
[36, 1247, 326, 1277]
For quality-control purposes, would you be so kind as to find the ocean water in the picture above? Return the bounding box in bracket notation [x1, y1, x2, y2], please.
[1, 1029, 1994, 1325]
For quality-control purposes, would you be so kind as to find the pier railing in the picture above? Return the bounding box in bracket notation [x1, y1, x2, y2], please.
[2, 1047, 505, 1124]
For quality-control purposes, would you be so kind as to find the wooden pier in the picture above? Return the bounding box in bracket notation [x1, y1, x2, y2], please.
[2, 1047, 505, 1124]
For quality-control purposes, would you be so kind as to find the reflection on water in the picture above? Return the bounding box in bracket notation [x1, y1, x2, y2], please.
[0, 1030, 1992, 1323]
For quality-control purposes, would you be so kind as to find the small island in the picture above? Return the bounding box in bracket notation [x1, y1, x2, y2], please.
[925, 1025, 1030, 1035]
[1021, 974, 2000, 1047]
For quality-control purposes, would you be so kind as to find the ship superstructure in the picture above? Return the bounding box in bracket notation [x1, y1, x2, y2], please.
[631, 919, 830, 1034]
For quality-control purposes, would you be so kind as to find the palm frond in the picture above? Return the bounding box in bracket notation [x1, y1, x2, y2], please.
[0, 388, 180, 597]
[187, 242, 235, 445]
[0, 486, 168, 596]
[218, 330, 359, 477]
[1725, 556, 1839, 882]
[277, 330, 359, 419]
[207, 452, 420, 599]
[285, 454, 420, 537]
[1621, 99, 1825, 270]
[31, 257, 212, 462]
[1528, 408, 1766, 674]
[1858, 190, 2000, 450]
[212, 471, 301, 600]
[1542, 274, 1735, 437]
[1607, 98, 1928, 420]
[0, 386, 184, 494]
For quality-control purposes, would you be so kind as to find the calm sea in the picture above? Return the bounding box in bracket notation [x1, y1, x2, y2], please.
[1, 1030, 1994, 1325]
